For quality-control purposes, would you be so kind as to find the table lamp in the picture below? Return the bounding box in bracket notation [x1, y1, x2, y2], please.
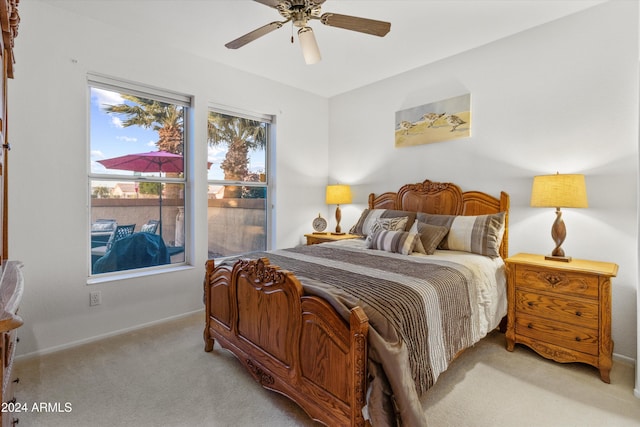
[326, 184, 352, 235]
[530, 172, 588, 262]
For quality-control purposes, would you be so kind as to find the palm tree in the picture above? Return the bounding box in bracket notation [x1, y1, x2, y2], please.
[207, 112, 267, 198]
[103, 94, 184, 154]
[103, 94, 184, 198]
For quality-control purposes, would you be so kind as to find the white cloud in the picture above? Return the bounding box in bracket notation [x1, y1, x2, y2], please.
[147, 140, 157, 147]
[111, 116, 123, 128]
[207, 144, 226, 164]
[90, 150, 105, 159]
[91, 160, 107, 173]
[117, 136, 137, 142]
[91, 87, 124, 107]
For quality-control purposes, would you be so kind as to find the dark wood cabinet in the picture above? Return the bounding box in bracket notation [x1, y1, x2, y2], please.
[0, 0, 19, 263]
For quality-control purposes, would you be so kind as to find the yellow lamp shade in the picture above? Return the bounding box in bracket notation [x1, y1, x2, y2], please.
[326, 184, 352, 205]
[530, 173, 588, 208]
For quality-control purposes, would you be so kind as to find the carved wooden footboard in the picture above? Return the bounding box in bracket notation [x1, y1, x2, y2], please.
[204, 257, 369, 426]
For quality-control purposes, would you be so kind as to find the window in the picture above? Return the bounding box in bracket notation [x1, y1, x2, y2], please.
[88, 75, 191, 275]
[207, 107, 271, 258]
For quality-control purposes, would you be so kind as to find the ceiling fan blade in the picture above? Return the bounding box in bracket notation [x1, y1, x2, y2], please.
[225, 21, 285, 49]
[253, 0, 282, 8]
[320, 13, 391, 37]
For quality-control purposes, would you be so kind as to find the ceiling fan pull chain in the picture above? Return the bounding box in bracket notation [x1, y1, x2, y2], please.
[291, 21, 294, 44]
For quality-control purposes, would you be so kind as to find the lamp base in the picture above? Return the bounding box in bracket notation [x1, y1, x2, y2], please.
[547, 208, 571, 262]
[331, 232, 346, 236]
[545, 254, 572, 262]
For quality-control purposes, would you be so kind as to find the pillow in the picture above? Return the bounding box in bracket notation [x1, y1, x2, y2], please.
[350, 209, 416, 236]
[369, 230, 419, 255]
[415, 213, 456, 249]
[365, 217, 409, 248]
[409, 221, 426, 254]
[439, 212, 506, 258]
[415, 213, 456, 231]
[409, 221, 449, 255]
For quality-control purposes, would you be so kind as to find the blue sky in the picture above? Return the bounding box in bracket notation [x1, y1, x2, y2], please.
[89, 87, 265, 182]
[90, 88, 160, 175]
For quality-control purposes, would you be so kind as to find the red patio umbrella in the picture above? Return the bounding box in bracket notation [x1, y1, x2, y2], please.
[97, 150, 210, 238]
[97, 150, 185, 174]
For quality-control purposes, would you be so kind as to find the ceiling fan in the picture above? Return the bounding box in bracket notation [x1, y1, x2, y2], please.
[225, 0, 391, 65]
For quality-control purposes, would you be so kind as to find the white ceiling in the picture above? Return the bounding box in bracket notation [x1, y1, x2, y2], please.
[45, 0, 605, 98]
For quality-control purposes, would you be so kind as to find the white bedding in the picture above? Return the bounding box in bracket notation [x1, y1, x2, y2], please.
[326, 237, 507, 340]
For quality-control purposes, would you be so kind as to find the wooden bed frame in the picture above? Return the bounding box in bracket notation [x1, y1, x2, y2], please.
[203, 179, 510, 426]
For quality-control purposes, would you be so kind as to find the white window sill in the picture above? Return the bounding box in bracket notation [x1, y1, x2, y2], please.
[86, 263, 194, 285]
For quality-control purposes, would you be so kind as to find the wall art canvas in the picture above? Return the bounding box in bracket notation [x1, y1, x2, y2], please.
[395, 93, 471, 147]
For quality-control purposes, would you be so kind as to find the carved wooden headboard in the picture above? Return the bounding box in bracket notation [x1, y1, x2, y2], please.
[368, 179, 510, 258]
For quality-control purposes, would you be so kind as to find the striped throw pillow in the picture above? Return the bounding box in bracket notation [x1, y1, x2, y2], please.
[365, 217, 409, 248]
[439, 212, 506, 258]
[409, 221, 449, 255]
[369, 230, 419, 255]
[350, 209, 416, 236]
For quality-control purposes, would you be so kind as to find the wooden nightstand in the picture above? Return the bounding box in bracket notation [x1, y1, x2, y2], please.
[505, 253, 618, 383]
[304, 233, 359, 245]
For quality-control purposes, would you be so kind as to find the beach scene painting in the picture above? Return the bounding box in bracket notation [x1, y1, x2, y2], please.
[395, 93, 471, 147]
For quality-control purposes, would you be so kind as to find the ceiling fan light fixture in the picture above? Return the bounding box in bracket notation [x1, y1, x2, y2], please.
[226, 1, 391, 61]
[298, 26, 321, 65]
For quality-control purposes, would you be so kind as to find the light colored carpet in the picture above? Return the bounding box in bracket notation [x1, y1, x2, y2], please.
[14, 311, 640, 426]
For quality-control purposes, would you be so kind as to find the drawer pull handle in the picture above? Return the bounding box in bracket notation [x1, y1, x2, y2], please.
[575, 311, 582, 317]
[527, 301, 534, 307]
[575, 337, 582, 342]
[527, 323, 533, 329]
[12, 378, 19, 384]
[16, 337, 19, 343]
[543, 273, 562, 285]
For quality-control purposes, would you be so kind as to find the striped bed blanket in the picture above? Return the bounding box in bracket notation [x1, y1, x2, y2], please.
[222, 239, 507, 426]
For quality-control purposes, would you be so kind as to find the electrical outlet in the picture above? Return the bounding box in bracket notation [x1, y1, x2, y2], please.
[90, 291, 102, 306]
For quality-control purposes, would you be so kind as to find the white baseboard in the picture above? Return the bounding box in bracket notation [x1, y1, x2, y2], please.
[613, 353, 638, 400]
[16, 309, 204, 361]
[613, 352, 635, 366]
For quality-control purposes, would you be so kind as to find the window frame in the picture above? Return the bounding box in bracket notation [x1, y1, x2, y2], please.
[87, 74, 193, 279]
[207, 104, 273, 257]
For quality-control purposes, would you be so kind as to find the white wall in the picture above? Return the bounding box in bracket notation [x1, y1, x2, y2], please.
[329, 1, 638, 362]
[10, 0, 639, 373]
[9, 1, 329, 356]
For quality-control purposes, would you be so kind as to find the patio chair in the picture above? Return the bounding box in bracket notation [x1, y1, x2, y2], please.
[140, 220, 159, 235]
[91, 224, 136, 261]
[91, 219, 117, 248]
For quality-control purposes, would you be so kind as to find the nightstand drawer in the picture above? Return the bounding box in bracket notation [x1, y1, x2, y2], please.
[515, 266, 599, 299]
[515, 313, 598, 356]
[515, 290, 598, 328]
